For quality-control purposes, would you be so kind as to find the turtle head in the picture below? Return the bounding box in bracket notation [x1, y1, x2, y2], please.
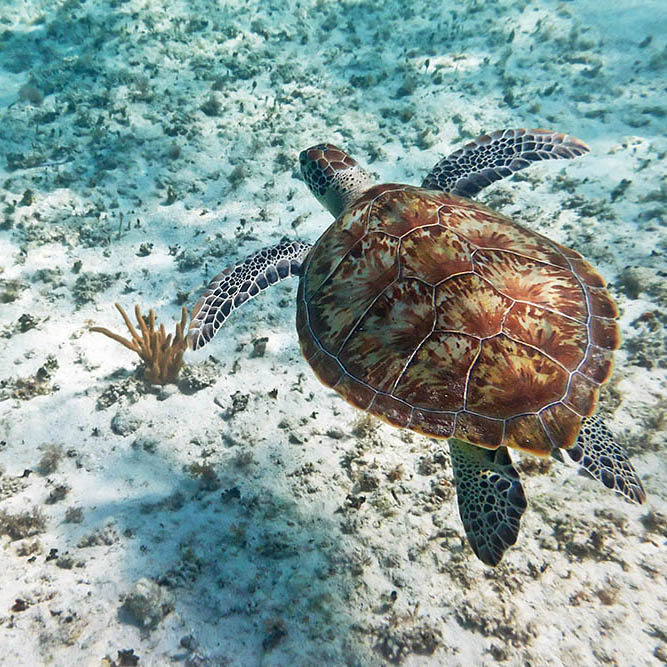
[300, 144, 374, 218]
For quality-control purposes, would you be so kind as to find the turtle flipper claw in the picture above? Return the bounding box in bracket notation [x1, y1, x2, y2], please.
[422, 128, 589, 198]
[449, 439, 527, 566]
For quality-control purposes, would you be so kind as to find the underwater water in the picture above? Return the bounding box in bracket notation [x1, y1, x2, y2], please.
[0, 0, 665, 664]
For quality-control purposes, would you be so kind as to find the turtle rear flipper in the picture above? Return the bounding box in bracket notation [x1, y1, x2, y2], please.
[188, 239, 312, 351]
[422, 128, 589, 198]
[567, 414, 646, 504]
[449, 439, 527, 566]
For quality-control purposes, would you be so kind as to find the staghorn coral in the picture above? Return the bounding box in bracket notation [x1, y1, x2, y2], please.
[91, 303, 188, 385]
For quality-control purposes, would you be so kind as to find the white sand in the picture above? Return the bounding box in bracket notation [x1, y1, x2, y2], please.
[0, 1, 665, 665]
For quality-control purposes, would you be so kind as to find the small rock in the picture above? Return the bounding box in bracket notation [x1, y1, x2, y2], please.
[177, 360, 220, 395]
[288, 432, 303, 445]
[357, 471, 380, 492]
[120, 578, 173, 630]
[176, 249, 203, 271]
[64, 507, 84, 524]
[111, 408, 142, 436]
[221, 391, 249, 420]
[115, 648, 140, 666]
[251, 336, 268, 358]
[45, 484, 70, 504]
[17, 313, 39, 332]
[132, 435, 158, 453]
[156, 384, 179, 401]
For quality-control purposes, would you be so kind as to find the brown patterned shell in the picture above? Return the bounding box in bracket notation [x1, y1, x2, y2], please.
[296, 185, 619, 455]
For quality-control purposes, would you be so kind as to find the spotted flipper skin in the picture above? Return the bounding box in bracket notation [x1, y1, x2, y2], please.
[567, 414, 646, 504]
[449, 439, 527, 566]
[422, 128, 589, 198]
[188, 240, 312, 351]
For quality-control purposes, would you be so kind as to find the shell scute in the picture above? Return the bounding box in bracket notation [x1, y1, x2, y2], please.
[568, 257, 607, 287]
[563, 371, 600, 416]
[435, 274, 512, 337]
[308, 348, 344, 388]
[372, 393, 412, 428]
[307, 232, 399, 353]
[303, 203, 368, 301]
[580, 344, 614, 384]
[588, 286, 619, 318]
[539, 403, 582, 449]
[590, 316, 620, 350]
[503, 302, 588, 370]
[366, 186, 443, 237]
[334, 373, 376, 410]
[338, 279, 433, 393]
[454, 411, 505, 449]
[504, 414, 552, 455]
[467, 335, 569, 417]
[474, 249, 588, 320]
[393, 332, 479, 411]
[400, 224, 474, 284]
[410, 409, 456, 438]
[439, 199, 572, 269]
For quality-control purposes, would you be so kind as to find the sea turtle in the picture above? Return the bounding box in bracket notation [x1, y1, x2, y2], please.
[188, 128, 646, 566]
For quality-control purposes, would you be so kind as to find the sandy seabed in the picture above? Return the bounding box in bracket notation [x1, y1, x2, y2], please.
[0, 1, 665, 665]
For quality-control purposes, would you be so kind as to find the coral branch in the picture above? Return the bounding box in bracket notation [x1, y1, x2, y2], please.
[90, 303, 188, 385]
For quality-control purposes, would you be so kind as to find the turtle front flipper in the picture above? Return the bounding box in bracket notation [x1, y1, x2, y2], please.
[422, 128, 589, 198]
[449, 439, 527, 566]
[566, 414, 646, 504]
[188, 239, 312, 350]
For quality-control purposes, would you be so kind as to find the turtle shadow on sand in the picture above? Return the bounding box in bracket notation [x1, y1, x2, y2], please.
[13, 424, 376, 665]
